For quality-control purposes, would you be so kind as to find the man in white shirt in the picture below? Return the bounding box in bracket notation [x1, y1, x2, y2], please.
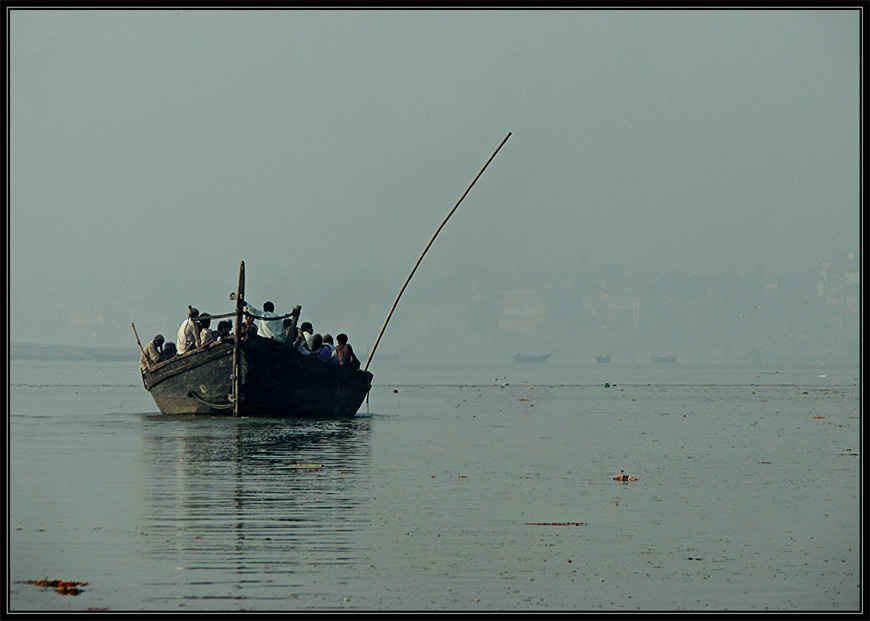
[177, 306, 201, 354]
[230, 294, 285, 341]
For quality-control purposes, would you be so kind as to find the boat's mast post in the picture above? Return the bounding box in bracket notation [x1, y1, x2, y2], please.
[232, 261, 245, 417]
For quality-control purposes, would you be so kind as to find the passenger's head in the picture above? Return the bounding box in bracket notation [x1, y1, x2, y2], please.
[337, 333, 348, 345]
[153, 334, 164, 346]
[311, 333, 323, 350]
[163, 342, 177, 356]
[323, 334, 333, 345]
[217, 320, 231, 335]
[199, 316, 211, 329]
[263, 301, 274, 312]
[300, 322, 313, 333]
[188, 306, 199, 318]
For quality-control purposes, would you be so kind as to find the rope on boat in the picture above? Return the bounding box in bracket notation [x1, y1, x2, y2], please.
[186, 391, 236, 410]
[196, 310, 296, 322]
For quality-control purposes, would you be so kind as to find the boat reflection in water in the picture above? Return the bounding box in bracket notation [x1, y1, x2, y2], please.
[139, 414, 372, 603]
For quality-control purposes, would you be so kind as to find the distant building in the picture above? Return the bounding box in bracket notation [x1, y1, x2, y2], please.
[599, 292, 641, 325]
[497, 290, 545, 333]
[818, 253, 860, 314]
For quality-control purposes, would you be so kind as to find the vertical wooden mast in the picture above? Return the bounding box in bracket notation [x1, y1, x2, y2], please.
[232, 260, 245, 417]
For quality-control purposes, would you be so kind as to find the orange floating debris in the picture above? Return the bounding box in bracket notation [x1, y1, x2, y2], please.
[18, 579, 88, 596]
[613, 475, 638, 482]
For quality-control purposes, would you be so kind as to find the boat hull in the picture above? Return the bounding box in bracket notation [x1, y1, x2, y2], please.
[512, 353, 552, 363]
[142, 335, 373, 417]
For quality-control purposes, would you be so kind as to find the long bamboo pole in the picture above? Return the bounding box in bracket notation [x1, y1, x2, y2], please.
[131, 322, 151, 372]
[363, 132, 512, 372]
[232, 261, 245, 417]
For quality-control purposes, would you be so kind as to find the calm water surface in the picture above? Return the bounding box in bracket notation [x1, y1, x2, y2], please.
[8, 357, 862, 612]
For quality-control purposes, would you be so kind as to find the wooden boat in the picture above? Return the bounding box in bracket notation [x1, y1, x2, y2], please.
[136, 136, 513, 418]
[512, 353, 552, 363]
[142, 333, 373, 417]
[138, 261, 372, 418]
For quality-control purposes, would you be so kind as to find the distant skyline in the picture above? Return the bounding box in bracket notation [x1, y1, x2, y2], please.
[8, 8, 861, 349]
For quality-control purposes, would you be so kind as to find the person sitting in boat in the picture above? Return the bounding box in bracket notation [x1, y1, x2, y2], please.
[333, 333, 361, 370]
[309, 333, 331, 360]
[239, 314, 258, 340]
[318, 334, 335, 361]
[198, 315, 217, 348]
[177, 306, 201, 354]
[139, 334, 164, 371]
[301, 322, 315, 349]
[157, 341, 177, 362]
[215, 320, 232, 343]
[293, 321, 314, 354]
[230, 294, 285, 341]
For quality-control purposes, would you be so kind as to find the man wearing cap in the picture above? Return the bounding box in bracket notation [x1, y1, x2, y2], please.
[176, 306, 202, 354]
[140, 334, 165, 371]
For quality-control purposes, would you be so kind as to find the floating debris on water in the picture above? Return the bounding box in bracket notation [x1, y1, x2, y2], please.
[17, 579, 88, 596]
[524, 522, 587, 526]
[613, 474, 638, 482]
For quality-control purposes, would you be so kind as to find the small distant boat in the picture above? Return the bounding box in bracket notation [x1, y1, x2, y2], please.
[650, 355, 677, 363]
[596, 355, 610, 363]
[512, 353, 552, 363]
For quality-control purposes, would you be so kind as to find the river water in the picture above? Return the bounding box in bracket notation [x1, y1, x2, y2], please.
[7, 354, 862, 612]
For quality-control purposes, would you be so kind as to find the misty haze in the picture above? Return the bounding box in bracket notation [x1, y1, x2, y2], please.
[9, 9, 860, 367]
[7, 8, 862, 613]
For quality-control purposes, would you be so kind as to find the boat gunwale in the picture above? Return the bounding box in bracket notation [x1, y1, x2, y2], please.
[142, 335, 373, 394]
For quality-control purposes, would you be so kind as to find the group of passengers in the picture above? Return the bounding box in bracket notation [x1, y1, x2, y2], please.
[232, 295, 361, 370]
[140, 299, 360, 372]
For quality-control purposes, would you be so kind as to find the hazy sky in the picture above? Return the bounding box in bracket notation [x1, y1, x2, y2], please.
[8, 8, 861, 348]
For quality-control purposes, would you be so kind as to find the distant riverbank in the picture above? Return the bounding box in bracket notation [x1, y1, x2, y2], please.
[10, 342, 138, 362]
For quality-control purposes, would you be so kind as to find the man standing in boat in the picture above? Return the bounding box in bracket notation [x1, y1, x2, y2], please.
[230, 293, 293, 342]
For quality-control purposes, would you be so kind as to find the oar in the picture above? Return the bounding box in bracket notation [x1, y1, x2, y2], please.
[363, 132, 512, 372]
[131, 322, 151, 372]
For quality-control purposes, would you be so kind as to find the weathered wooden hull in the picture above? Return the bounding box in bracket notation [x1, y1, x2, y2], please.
[142, 335, 373, 417]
